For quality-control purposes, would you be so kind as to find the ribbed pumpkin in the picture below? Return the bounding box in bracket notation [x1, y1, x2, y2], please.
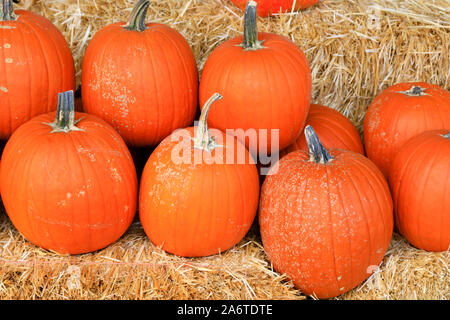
[230, 0, 319, 17]
[82, 0, 198, 147]
[0, 0, 75, 140]
[364, 82, 450, 177]
[283, 104, 364, 156]
[389, 130, 450, 252]
[139, 93, 260, 257]
[259, 126, 393, 299]
[0, 91, 137, 254]
[199, 1, 311, 155]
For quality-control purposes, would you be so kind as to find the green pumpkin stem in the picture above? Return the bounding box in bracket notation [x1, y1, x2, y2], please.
[125, 0, 150, 32]
[240, 1, 265, 50]
[45, 90, 84, 133]
[193, 93, 223, 153]
[304, 125, 333, 164]
[1, 0, 16, 21]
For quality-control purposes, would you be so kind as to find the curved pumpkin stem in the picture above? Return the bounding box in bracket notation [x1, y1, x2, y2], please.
[1, 0, 16, 21]
[240, 1, 265, 51]
[193, 93, 223, 153]
[304, 125, 333, 164]
[125, 0, 150, 32]
[44, 90, 84, 133]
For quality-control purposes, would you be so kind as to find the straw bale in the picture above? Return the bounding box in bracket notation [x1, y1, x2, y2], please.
[0, 0, 447, 300]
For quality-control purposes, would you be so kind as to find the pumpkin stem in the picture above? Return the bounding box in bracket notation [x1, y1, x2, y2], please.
[240, 1, 265, 51]
[193, 93, 223, 153]
[1, 0, 16, 21]
[304, 125, 333, 164]
[44, 90, 84, 133]
[397, 86, 428, 96]
[443, 132, 450, 139]
[125, 0, 150, 32]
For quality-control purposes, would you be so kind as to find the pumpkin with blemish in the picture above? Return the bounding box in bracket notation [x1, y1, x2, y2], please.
[259, 126, 393, 299]
[363, 82, 450, 177]
[230, 0, 319, 17]
[0, 91, 137, 254]
[389, 130, 450, 252]
[283, 104, 364, 156]
[0, 0, 75, 140]
[199, 1, 311, 154]
[81, 0, 198, 147]
[139, 93, 260, 257]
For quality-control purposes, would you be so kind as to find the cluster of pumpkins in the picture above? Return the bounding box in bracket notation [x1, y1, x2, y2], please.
[0, 0, 448, 299]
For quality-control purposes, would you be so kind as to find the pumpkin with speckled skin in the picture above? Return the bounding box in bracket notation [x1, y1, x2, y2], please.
[230, 0, 319, 17]
[0, 0, 75, 140]
[389, 130, 450, 252]
[81, 0, 198, 147]
[0, 91, 137, 254]
[363, 82, 450, 177]
[259, 126, 393, 298]
[283, 104, 364, 156]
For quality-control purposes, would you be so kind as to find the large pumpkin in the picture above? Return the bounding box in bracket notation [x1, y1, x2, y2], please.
[259, 126, 393, 298]
[199, 1, 311, 155]
[139, 93, 260, 257]
[283, 104, 364, 156]
[0, 0, 75, 140]
[363, 82, 450, 177]
[230, 0, 319, 17]
[389, 130, 450, 252]
[82, 0, 198, 147]
[0, 91, 137, 254]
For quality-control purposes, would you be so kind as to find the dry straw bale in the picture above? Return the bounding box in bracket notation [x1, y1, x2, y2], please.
[0, 0, 448, 300]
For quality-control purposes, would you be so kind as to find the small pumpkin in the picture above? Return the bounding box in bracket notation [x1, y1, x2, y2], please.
[0, 0, 75, 140]
[363, 82, 450, 177]
[82, 0, 198, 147]
[259, 126, 393, 298]
[389, 130, 450, 252]
[230, 0, 319, 17]
[283, 104, 364, 156]
[139, 93, 260, 257]
[0, 90, 137, 254]
[199, 1, 311, 155]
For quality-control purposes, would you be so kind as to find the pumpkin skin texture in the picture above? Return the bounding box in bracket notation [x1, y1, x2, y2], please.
[0, 91, 137, 254]
[283, 104, 364, 156]
[0, 5, 75, 140]
[230, 0, 319, 17]
[259, 126, 393, 298]
[389, 130, 450, 252]
[82, 0, 198, 147]
[363, 82, 450, 177]
[139, 94, 260, 257]
[199, 3, 311, 155]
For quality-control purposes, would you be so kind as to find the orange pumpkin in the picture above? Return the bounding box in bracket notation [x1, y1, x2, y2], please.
[0, 0, 75, 140]
[389, 130, 450, 252]
[259, 126, 393, 298]
[230, 0, 319, 17]
[0, 91, 137, 254]
[199, 1, 311, 155]
[139, 93, 260, 257]
[283, 104, 364, 156]
[364, 82, 450, 177]
[82, 0, 198, 147]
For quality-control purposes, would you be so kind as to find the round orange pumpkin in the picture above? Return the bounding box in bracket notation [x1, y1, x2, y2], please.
[199, 1, 311, 155]
[82, 0, 198, 147]
[139, 93, 260, 257]
[230, 0, 319, 17]
[259, 126, 393, 298]
[0, 90, 137, 254]
[283, 104, 364, 156]
[389, 130, 450, 252]
[363, 82, 450, 177]
[0, 0, 75, 140]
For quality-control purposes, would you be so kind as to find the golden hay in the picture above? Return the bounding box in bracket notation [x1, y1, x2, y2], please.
[0, 0, 447, 300]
